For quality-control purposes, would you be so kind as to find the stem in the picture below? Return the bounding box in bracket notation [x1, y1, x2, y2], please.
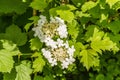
[18, 53, 21, 63]
[33, 9, 37, 16]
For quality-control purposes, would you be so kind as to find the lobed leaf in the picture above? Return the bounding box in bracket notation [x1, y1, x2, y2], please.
[80, 49, 99, 70]
[0, 24, 27, 46]
[15, 61, 32, 80]
[32, 52, 45, 73]
[30, 37, 43, 51]
[0, 40, 19, 73]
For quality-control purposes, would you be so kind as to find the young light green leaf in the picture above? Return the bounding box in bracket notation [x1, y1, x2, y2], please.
[113, 1, 120, 10]
[32, 52, 45, 73]
[75, 11, 91, 17]
[15, 61, 32, 80]
[106, 0, 119, 8]
[80, 49, 99, 70]
[0, 50, 14, 73]
[32, 56, 45, 73]
[1, 40, 19, 55]
[49, 5, 75, 22]
[89, 28, 119, 53]
[56, 10, 74, 22]
[49, 5, 69, 16]
[24, 23, 33, 32]
[81, 1, 97, 12]
[0, 40, 19, 73]
[30, 37, 42, 51]
[67, 20, 79, 41]
[66, 4, 77, 11]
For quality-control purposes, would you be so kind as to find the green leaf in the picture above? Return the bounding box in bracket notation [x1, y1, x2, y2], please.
[15, 61, 32, 80]
[24, 23, 33, 32]
[1, 40, 19, 55]
[89, 28, 119, 53]
[44, 75, 54, 80]
[96, 74, 105, 80]
[30, 0, 49, 11]
[49, 5, 69, 16]
[108, 33, 120, 48]
[67, 20, 79, 41]
[75, 11, 91, 17]
[49, 5, 75, 22]
[30, 37, 42, 51]
[88, 5, 101, 18]
[99, 13, 108, 23]
[71, 0, 84, 7]
[66, 5, 77, 11]
[24, 16, 39, 32]
[34, 76, 44, 80]
[3, 69, 16, 80]
[85, 25, 98, 40]
[106, 0, 119, 8]
[32, 52, 45, 72]
[0, 24, 27, 46]
[0, 40, 19, 73]
[0, 50, 14, 73]
[113, 1, 120, 10]
[106, 20, 120, 34]
[0, 0, 29, 14]
[81, 1, 97, 12]
[56, 10, 74, 22]
[80, 49, 99, 70]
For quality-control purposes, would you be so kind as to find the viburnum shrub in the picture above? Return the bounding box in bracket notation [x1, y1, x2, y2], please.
[33, 15, 75, 69]
[0, 0, 120, 80]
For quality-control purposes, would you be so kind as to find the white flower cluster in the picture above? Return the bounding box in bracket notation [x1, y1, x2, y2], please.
[32, 15, 75, 69]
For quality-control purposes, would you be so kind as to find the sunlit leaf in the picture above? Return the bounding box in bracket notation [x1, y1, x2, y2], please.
[32, 52, 45, 73]
[15, 61, 32, 80]
[89, 28, 119, 53]
[0, 40, 19, 73]
[30, 37, 42, 51]
[80, 49, 99, 70]
[106, 0, 119, 8]
[81, 1, 97, 12]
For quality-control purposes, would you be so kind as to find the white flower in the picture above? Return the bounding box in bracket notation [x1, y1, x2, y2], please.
[33, 15, 76, 69]
[41, 48, 52, 59]
[49, 58, 57, 66]
[63, 41, 69, 49]
[67, 46, 75, 56]
[38, 15, 47, 26]
[44, 37, 57, 49]
[65, 57, 75, 64]
[61, 61, 69, 69]
[57, 25, 68, 38]
[32, 27, 45, 42]
[50, 17, 56, 23]
[57, 38, 64, 47]
[55, 17, 64, 25]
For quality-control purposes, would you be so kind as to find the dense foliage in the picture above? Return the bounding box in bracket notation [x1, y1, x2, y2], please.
[0, 0, 120, 80]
